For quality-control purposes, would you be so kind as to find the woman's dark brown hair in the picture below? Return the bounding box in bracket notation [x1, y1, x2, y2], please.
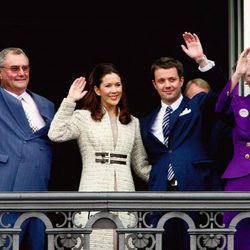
[81, 63, 132, 124]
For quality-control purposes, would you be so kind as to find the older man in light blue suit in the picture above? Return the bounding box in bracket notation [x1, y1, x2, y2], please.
[0, 48, 54, 250]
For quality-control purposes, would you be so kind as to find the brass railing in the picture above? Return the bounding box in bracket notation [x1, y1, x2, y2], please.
[0, 191, 250, 249]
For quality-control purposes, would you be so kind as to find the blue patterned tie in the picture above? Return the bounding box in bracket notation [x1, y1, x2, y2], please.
[162, 106, 172, 146]
[162, 106, 175, 181]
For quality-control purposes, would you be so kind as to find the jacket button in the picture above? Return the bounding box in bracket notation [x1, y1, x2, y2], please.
[245, 154, 250, 159]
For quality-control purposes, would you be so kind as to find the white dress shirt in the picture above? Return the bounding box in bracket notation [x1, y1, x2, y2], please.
[151, 95, 183, 144]
[4, 89, 46, 130]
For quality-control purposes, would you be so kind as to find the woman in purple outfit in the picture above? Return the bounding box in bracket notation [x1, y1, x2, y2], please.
[215, 47, 250, 250]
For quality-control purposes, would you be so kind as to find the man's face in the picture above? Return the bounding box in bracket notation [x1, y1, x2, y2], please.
[152, 67, 184, 105]
[0, 52, 30, 95]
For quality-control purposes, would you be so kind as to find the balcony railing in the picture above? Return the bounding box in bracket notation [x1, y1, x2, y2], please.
[0, 191, 250, 249]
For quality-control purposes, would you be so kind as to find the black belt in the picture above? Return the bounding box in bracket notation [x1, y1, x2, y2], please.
[95, 152, 127, 165]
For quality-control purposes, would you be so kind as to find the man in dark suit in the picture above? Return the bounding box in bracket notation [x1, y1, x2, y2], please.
[184, 78, 233, 180]
[140, 56, 223, 189]
[0, 47, 55, 249]
[140, 33, 224, 249]
[182, 32, 233, 182]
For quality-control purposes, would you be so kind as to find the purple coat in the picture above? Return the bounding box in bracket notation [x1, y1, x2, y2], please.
[215, 80, 250, 179]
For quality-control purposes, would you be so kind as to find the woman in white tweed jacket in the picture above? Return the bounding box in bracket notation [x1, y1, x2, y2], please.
[48, 63, 151, 249]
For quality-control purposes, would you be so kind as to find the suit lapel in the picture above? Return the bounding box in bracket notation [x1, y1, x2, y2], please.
[27, 90, 51, 138]
[29, 91, 53, 122]
[0, 88, 32, 135]
[146, 106, 160, 132]
[1, 88, 52, 138]
[169, 96, 189, 132]
[146, 106, 167, 147]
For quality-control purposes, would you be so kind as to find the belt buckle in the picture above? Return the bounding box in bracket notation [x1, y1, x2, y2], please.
[102, 153, 110, 164]
[95, 152, 127, 165]
[95, 152, 110, 164]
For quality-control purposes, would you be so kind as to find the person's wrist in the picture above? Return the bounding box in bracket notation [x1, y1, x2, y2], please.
[66, 96, 76, 103]
[232, 72, 242, 82]
[195, 54, 207, 64]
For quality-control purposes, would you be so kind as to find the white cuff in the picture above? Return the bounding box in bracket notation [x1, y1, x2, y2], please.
[198, 60, 215, 72]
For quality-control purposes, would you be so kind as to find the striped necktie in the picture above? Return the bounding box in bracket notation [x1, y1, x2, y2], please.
[162, 106, 172, 146]
[162, 106, 175, 181]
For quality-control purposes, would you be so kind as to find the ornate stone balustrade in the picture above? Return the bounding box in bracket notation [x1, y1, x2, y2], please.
[0, 192, 249, 249]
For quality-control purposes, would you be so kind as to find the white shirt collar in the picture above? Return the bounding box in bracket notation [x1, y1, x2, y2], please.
[151, 95, 183, 144]
[3, 88, 29, 100]
[160, 94, 183, 112]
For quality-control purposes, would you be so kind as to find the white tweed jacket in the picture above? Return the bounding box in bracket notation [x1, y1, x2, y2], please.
[48, 98, 151, 249]
[48, 98, 151, 192]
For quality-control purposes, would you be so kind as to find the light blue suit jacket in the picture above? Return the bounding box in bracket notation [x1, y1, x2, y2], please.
[0, 87, 55, 191]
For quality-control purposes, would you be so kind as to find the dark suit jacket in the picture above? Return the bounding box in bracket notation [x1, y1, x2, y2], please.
[140, 66, 226, 192]
[201, 68, 233, 178]
[0, 87, 55, 191]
